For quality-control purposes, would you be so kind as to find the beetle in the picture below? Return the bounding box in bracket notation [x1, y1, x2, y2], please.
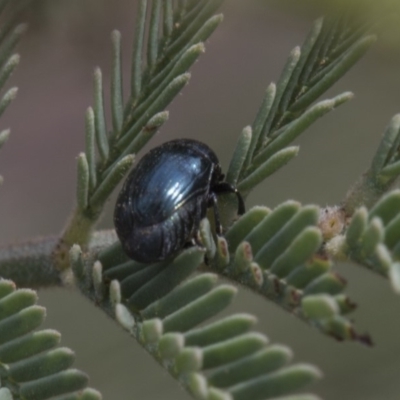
[114, 138, 245, 263]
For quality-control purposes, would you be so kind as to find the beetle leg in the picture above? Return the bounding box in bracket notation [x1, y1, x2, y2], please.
[213, 182, 245, 215]
[209, 192, 223, 235]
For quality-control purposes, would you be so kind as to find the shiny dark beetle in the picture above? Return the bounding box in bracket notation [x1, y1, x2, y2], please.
[114, 139, 245, 263]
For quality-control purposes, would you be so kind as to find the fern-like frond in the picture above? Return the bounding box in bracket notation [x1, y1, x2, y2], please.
[0, 279, 101, 399]
[72, 244, 322, 400]
[223, 16, 375, 198]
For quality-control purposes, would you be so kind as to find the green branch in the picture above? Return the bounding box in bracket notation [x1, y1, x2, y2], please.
[0, 238, 60, 289]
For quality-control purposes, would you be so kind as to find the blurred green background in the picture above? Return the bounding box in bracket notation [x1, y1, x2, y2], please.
[1, 1, 400, 399]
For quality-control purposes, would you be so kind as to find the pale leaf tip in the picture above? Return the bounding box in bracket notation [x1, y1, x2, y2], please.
[243, 125, 252, 137]
[214, 13, 224, 23]
[94, 67, 102, 78]
[191, 42, 206, 53]
[115, 303, 135, 331]
[391, 113, 400, 125]
[292, 45, 301, 56]
[86, 106, 94, 118]
[9, 53, 20, 64]
[0, 128, 10, 142]
[220, 284, 238, 296]
[7, 87, 18, 98]
[111, 29, 121, 40]
[296, 363, 324, 380]
[181, 72, 191, 82]
[70, 243, 82, 255]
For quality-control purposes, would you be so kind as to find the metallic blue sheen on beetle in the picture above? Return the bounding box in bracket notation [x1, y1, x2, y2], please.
[114, 139, 245, 263]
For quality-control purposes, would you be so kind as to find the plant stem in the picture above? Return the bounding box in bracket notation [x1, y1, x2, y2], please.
[0, 236, 61, 288]
[0, 230, 117, 288]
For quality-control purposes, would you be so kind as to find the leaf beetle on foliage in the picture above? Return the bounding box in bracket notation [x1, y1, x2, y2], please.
[114, 139, 245, 263]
